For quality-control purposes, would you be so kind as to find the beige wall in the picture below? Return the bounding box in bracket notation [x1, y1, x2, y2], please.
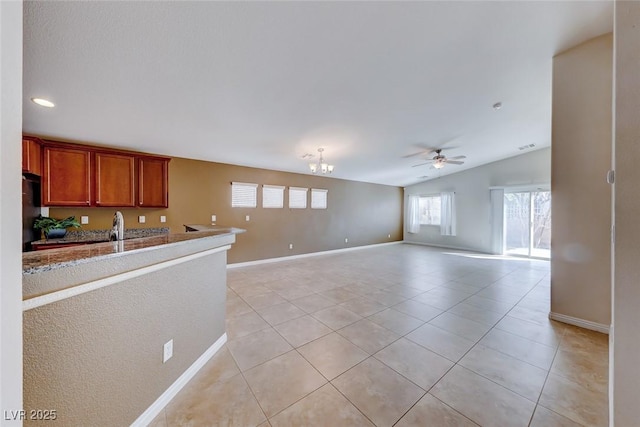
[0, 1, 24, 423]
[550, 33, 612, 327]
[50, 156, 403, 263]
[23, 247, 228, 426]
[612, 1, 640, 424]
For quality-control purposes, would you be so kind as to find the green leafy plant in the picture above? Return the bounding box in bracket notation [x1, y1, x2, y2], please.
[33, 215, 81, 235]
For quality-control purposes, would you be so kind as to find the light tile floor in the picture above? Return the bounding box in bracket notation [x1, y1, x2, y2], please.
[150, 244, 608, 427]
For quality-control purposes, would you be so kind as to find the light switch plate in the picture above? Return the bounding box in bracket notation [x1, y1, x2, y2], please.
[163, 339, 173, 363]
[289, 243, 293, 250]
[344, 238, 348, 243]
[211, 215, 216, 222]
[138, 215, 146, 224]
[160, 215, 166, 223]
[81, 216, 89, 225]
[245, 215, 250, 222]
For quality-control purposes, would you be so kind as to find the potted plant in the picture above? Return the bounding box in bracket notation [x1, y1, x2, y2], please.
[34, 215, 81, 239]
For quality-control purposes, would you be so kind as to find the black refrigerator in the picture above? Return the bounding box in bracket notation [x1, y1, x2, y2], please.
[22, 175, 41, 251]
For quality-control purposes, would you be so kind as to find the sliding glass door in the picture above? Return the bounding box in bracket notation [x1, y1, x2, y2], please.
[504, 190, 551, 259]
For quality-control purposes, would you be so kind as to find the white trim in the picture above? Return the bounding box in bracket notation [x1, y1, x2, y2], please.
[228, 241, 402, 269]
[489, 183, 550, 192]
[23, 245, 232, 311]
[549, 312, 610, 334]
[262, 184, 285, 189]
[404, 240, 487, 253]
[231, 182, 258, 188]
[130, 333, 227, 427]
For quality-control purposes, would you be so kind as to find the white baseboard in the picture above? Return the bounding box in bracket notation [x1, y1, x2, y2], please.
[403, 240, 486, 253]
[549, 312, 610, 334]
[131, 333, 227, 427]
[228, 241, 402, 269]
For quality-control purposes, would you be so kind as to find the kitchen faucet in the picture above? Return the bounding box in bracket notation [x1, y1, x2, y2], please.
[110, 211, 125, 241]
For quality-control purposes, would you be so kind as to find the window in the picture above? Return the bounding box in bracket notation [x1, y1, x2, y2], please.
[419, 195, 441, 225]
[231, 182, 257, 208]
[311, 188, 328, 209]
[262, 185, 284, 208]
[289, 187, 308, 209]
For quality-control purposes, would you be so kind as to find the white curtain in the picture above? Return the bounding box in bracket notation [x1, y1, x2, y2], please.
[406, 195, 420, 234]
[440, 192, 456, 236]
[490, 188, 505, 254]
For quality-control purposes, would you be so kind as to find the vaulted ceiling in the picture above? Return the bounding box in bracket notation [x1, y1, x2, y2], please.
[23, 1, 612, 186]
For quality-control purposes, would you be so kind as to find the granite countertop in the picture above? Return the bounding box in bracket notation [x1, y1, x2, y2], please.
[31, 228, 170, 246]
[23, 227, 245, 275]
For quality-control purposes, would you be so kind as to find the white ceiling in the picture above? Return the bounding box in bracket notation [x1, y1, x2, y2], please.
[23, 1, 612, 187]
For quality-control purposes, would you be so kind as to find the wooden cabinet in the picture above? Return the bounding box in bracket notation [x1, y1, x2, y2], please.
[32, 242, 92, 251]
[43, 146, 92, 206]
[138, 157, 169, 207]
[22, 137, 42, 175]
[96, 152, 136, 207]
[38, 139, 170, 208]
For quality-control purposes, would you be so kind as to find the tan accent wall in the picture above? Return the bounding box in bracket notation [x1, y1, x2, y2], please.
[23, 250, 228, 426]
[551, 33, 612, 326]
[613, 1, 640, 424]
[50, 157, 403, 263]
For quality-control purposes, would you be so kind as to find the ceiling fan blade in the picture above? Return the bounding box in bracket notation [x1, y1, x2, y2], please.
[403, 152, 428, 159]
[449, 155, 466, 160]
[445, 160, 465, 165]
[411, 162, 432, 167]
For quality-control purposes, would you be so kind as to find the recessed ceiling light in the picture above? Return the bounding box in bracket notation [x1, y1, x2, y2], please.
[31, 98, 55, 108]
[492, 102, 502, 110]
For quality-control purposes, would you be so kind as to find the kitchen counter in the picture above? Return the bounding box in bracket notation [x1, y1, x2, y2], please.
[30, 227, 170, 248]
[23, 225, 244, 426]
[23, 227, 244, 276]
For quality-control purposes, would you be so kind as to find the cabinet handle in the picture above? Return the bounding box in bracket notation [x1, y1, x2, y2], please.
[86, 201, 90, 205]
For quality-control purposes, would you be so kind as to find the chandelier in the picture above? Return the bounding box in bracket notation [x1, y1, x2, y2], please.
[308, 148, 334, 174]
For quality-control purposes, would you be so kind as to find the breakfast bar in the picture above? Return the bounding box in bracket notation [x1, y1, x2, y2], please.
[22, 227, 244, 426]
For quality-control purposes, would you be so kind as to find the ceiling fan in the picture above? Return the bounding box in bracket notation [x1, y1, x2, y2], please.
[411, 149, 466, 169]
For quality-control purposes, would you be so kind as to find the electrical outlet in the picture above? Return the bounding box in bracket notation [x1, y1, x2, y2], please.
[160, 215, 167, 223]
[81, 216, 89, 225]
[138, 215, 146, 224]
[211, 214, 217, 222]
[163, 339, 173, 363]
[245, 215, 250, 222]
[289, 243, 293, 250]
[344, 238, 348, 243]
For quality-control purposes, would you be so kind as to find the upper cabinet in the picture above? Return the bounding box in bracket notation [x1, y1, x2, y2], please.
[43, 145, 92, 206]
[36, 138, 170, 208]
[138, 157, 169, 208]
[22, 137, 42, 175]
[95, 152, 136, 207]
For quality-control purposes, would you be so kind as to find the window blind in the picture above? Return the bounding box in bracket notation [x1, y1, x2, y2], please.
[231, 182, 258, 208]
[311, 188, 328, 209]
[262, 185, 285, 208]
[289, 187, 308, 209]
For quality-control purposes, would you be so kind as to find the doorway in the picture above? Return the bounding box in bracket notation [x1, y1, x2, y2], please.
[504, 190, 551, 259]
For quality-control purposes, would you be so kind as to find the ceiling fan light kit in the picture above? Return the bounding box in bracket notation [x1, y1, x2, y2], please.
[411, 148, 466, 170]
[309, 148, 334, 174]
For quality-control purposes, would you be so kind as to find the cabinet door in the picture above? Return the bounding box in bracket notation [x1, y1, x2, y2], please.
[95, 153, 135, 207]
[43, 146, 91, 206]
[22, 137, 42, 175]
[138, 157, 168, 207]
